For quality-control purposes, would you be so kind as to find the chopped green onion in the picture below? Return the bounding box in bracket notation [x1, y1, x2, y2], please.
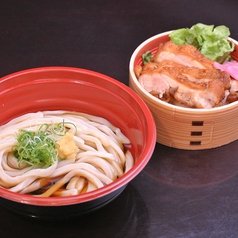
[51, 120, 77, 136]
[13, 130, 57, 169]
[12, 121, 77, 169]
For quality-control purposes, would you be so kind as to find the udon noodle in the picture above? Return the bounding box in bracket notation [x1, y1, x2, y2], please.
[0, 110, 134, 197]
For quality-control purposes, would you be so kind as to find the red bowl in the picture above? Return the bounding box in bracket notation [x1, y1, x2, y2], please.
[0, 66, 156, 220]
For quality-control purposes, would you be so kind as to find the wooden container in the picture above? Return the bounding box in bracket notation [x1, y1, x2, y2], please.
[129, 31, 238, 150]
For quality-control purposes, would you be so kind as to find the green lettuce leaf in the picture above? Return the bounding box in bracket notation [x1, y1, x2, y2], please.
[169, 23, 234, 63]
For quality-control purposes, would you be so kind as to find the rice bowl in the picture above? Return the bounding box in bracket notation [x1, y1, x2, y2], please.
[129, 31, 238, 150]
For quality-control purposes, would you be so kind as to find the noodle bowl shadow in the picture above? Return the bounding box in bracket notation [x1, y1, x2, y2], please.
[0, 66, 156, 220]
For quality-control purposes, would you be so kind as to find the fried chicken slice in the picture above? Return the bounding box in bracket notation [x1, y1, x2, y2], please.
[137, 60, 231, 108]
[152, 41, 215, 69]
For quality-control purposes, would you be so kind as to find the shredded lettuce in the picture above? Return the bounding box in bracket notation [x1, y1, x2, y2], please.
[169, 23, 234, 63]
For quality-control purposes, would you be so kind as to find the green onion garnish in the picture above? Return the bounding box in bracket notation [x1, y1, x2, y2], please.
[12, 121, 77, 169]
[13, 129, 57, 169]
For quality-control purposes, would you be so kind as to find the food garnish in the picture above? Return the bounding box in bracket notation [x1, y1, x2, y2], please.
[142, 51, 153, 64]
[56, 132, 79, 160]
[214, 61, 238, 80]
[12, 121, 77, 169]
[169, 23, 234, 63]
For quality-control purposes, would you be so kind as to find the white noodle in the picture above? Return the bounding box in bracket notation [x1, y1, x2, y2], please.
[75, 177, 86, 192]
[0, 110, 134, 197]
